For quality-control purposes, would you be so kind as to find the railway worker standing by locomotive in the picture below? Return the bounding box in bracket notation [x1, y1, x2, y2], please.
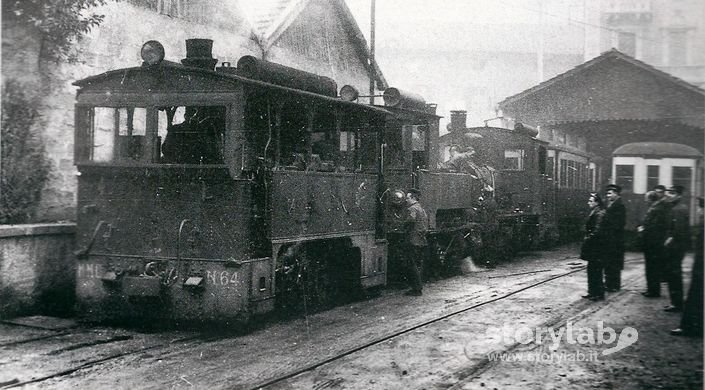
[638, 190, 670, 298]
[602, 184, 627, 292]
[580, 193, 607, 301]
[403, 188, 429, 296]
[663, 185, 691, 313]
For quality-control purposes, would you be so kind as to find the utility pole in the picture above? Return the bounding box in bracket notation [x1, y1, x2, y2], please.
[537, 0, 545, 83]
[369, 0, 376, 104]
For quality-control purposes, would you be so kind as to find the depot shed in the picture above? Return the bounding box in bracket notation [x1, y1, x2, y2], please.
[497, 49, 704, 225]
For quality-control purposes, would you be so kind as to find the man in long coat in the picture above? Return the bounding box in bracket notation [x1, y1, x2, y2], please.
[639, 190, 669, 297]
[663, 185, 691, 312]
[602, 184, 626, 292]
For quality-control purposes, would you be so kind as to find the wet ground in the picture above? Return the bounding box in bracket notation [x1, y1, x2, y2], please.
[0, 245, 701, 389]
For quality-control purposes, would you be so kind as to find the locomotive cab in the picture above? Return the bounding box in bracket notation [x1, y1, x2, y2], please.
[72, 39, 392, 324]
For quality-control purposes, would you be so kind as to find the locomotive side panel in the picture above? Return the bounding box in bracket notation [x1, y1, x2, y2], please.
[416, 171, 482, 230]
[270, 171, 378, 240]
[76, 168, 252, 260]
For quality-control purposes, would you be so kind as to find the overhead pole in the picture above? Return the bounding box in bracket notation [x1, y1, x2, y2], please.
[369, 0, 376, 104]
[537, 0, 545, 83]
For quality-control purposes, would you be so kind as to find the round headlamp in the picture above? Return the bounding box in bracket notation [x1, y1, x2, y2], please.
[141, 40, 165, 66]
[339, 85, 359, 101]
[390, 189, 406, 206]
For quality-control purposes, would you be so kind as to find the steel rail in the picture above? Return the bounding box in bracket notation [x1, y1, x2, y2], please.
[248, 263, 591, 390]
[252, 256, 646, 389]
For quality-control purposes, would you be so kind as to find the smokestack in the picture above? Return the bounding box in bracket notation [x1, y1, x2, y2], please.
[449, 110, 467, 132]
[181, 38, 218, 70]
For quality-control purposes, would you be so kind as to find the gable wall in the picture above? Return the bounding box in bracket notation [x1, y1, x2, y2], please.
[268, 0, 372, 101]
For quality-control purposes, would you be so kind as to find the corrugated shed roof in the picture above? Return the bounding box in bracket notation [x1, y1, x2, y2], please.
[613, 142, 702, 158]
[498, 49, 705, 108]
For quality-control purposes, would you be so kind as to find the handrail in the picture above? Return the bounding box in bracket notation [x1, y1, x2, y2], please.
[177, 219, 192, 281]
[74, 220, 106, 259]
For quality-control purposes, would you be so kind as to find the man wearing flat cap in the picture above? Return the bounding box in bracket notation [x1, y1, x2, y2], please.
[602, 184, 626, 292]
[663, 185, 690, 312]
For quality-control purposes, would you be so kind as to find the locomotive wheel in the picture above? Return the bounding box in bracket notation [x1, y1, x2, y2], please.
[274, 245, 332, 314]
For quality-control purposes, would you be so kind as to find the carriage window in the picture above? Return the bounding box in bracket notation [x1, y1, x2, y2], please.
[672, 167, 692, 193]
[537, 146, 547, 175]
[503, 149, 525, 170]
[647, 165, 660, 190]
[615, 164, 634, 192]
[546, 156, 555, 178]
[81, 106, 225, 165]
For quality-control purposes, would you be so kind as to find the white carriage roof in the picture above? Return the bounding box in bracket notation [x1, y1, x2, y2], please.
[613, 142, 702, 158]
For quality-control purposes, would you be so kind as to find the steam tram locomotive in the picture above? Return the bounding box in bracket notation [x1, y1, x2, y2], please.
[72, 39, 581, 325]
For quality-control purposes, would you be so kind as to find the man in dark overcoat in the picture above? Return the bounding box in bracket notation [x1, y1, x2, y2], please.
[602, 184, 626, 292]
[663, 185, 691, 312]
[638, 190, 669, 297]
[672, 197, 703, 336]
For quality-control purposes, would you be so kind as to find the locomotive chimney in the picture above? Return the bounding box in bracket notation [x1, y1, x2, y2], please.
[449, 110, 467, 132]
[181, 38, 218, 70]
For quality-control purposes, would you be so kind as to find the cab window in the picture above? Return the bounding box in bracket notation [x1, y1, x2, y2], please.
[76, 105, 226, 165]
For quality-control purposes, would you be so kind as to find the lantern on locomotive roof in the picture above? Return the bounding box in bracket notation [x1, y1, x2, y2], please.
[141, 40, 165, 66]
[339, 85, 360, 102]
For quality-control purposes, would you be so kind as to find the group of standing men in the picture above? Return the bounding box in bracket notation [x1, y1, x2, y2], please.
[580, 184, 627, 301]
[581, 183, 702, 336]
[639, 185, 703, 336]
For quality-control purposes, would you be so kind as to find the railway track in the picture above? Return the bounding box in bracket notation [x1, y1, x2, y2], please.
[250, 259, 641, 390]
[0, 254, 645, 389]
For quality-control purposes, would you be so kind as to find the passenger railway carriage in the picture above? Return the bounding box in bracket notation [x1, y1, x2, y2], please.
[73, 38, 599, 325]
[612, 142, 703, 232]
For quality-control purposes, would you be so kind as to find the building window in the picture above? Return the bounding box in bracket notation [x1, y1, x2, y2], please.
[647, 165, 660, 190]
[618, 31, 636, 57]
[616, 164, 634, 192]
[667, 30, 688, 66]
[672, 166, 692, 193]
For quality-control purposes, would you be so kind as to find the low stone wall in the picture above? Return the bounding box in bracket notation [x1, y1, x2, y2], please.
[0, 223, 76, 319]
